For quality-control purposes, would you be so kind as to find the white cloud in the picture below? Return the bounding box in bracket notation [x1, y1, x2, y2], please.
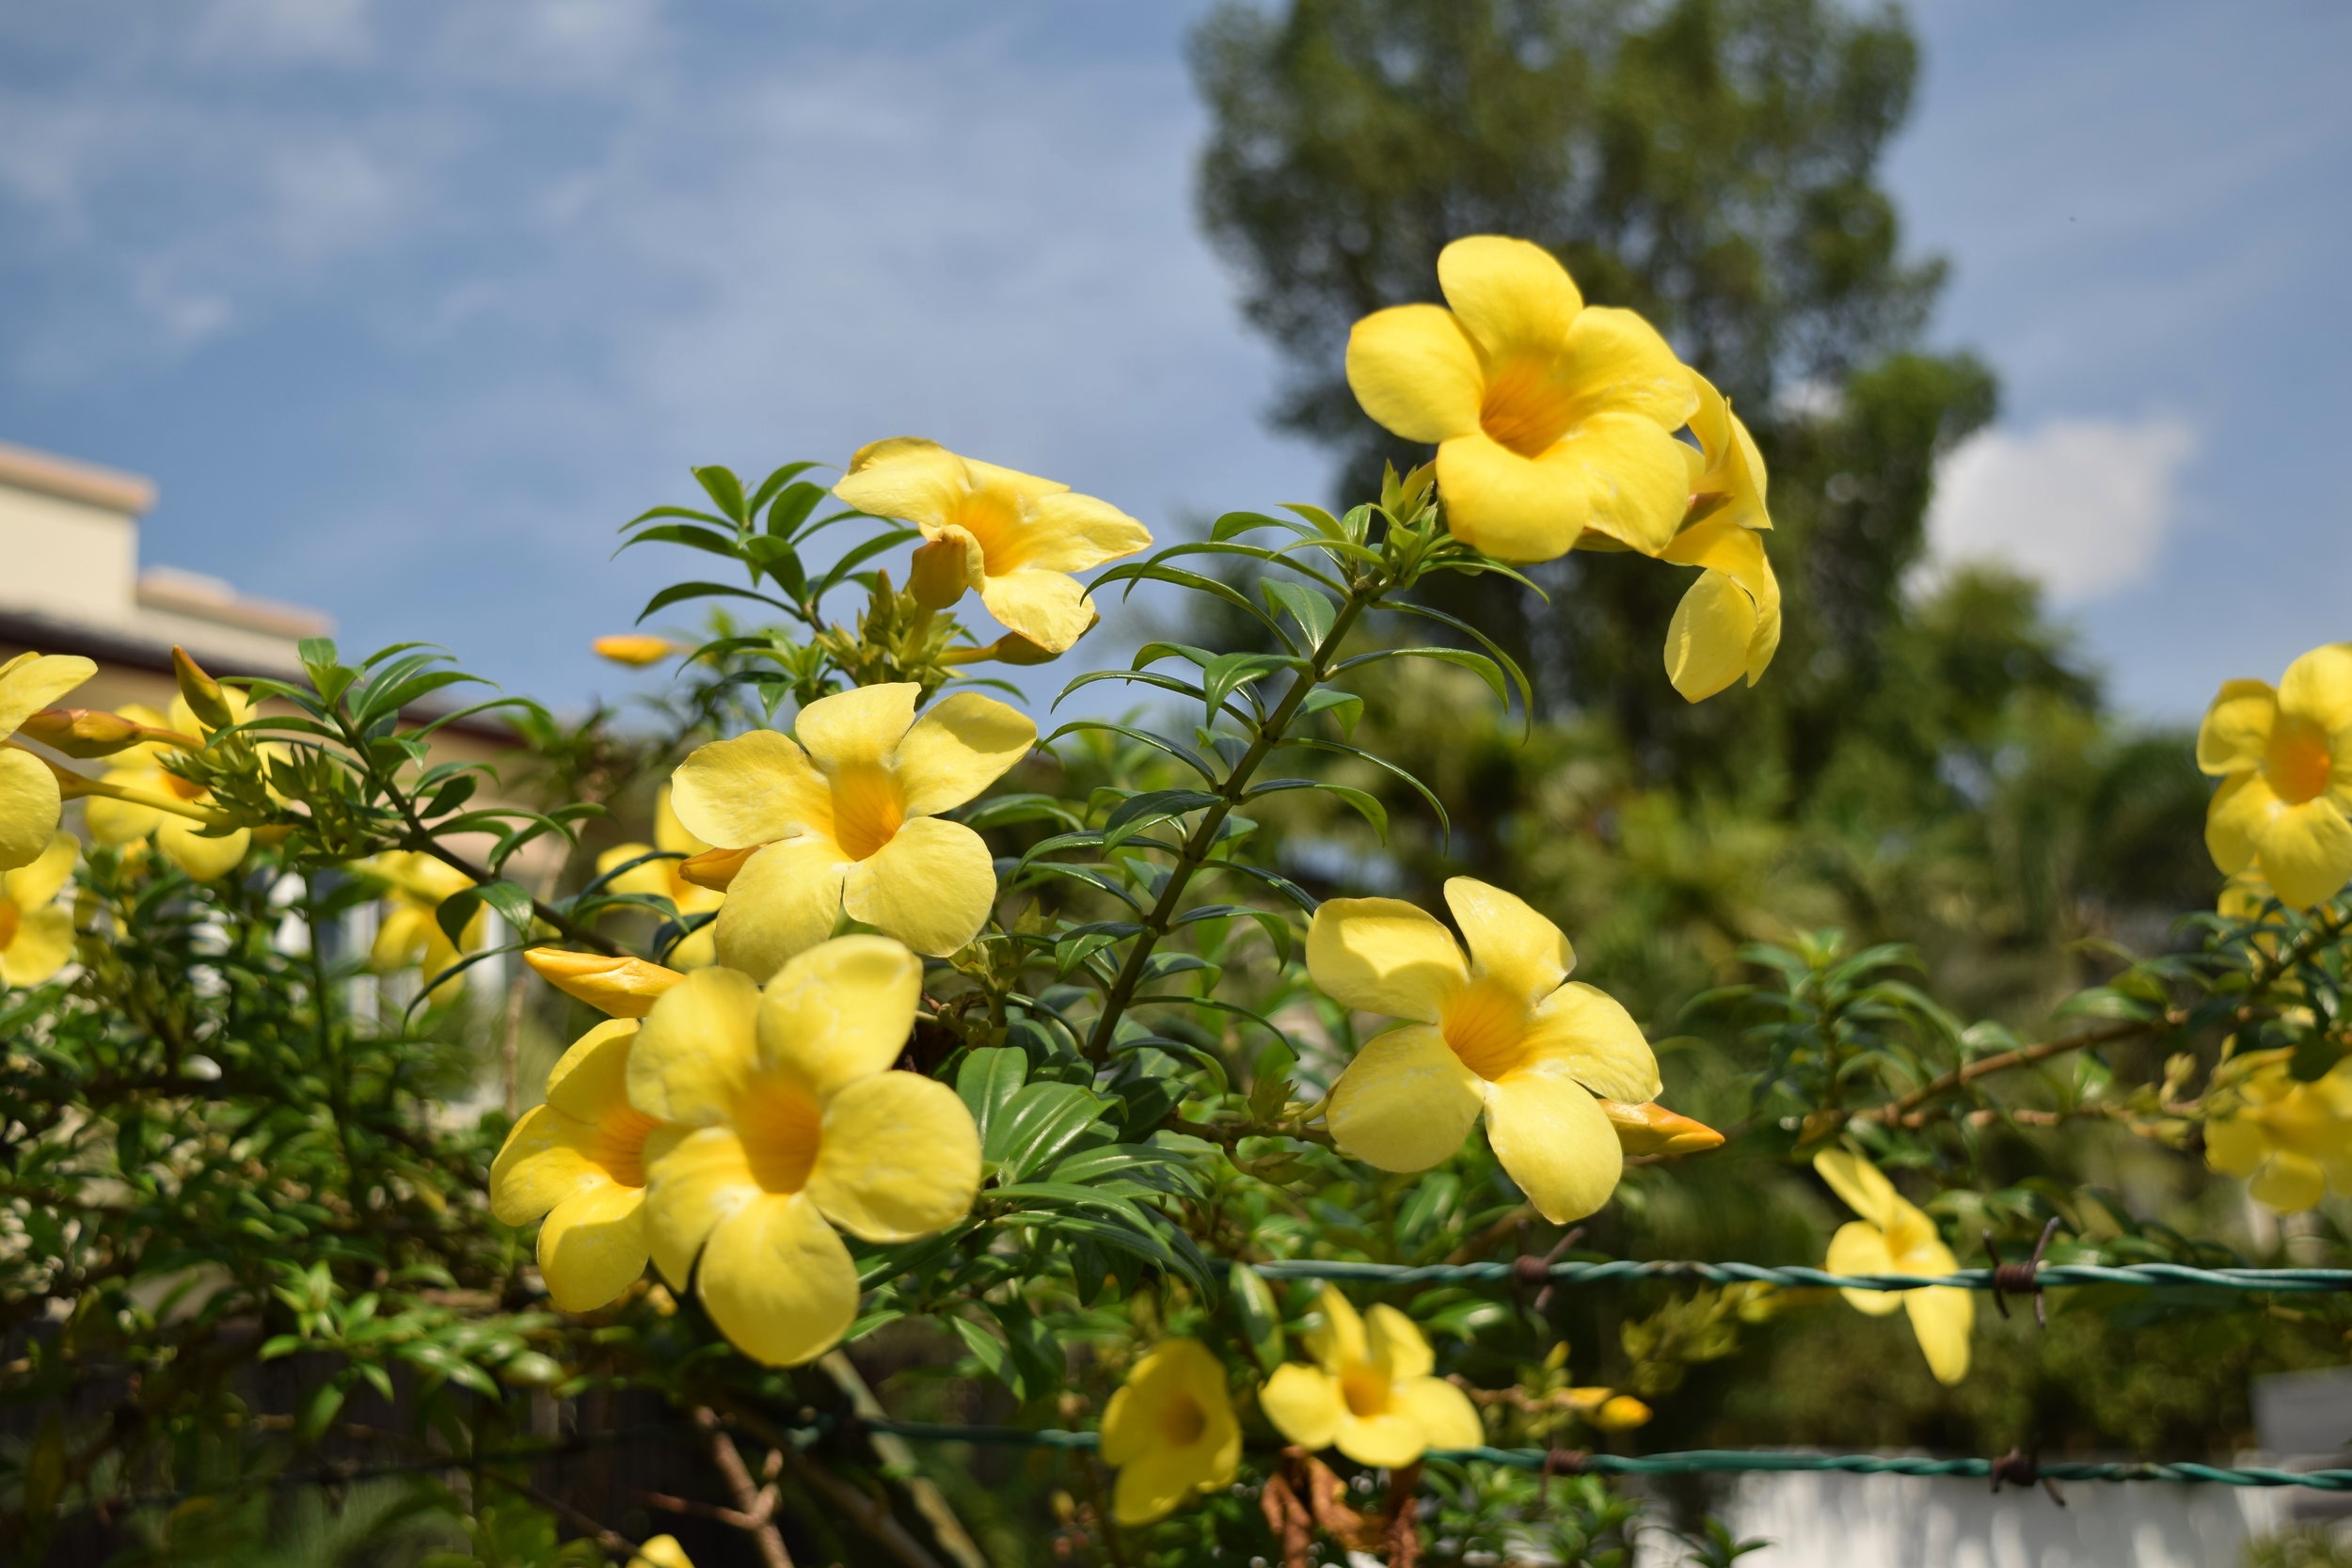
[1925, 416, 2200, 602]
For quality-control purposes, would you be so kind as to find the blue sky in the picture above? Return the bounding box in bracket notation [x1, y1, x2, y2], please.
[0, 0, 2344, 722]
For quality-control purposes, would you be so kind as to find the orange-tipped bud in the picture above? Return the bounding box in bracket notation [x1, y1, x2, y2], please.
[594, 635, 683, 668]
[524, 948, 687, 1018]
[171, 647, 233, 730]
[17, 707, 198, 758]
[905, 537, 971, 611]
[1599, 1099, 1725, 1157]
[943, 628, 1074, 668]
[677, 844, 759, 892]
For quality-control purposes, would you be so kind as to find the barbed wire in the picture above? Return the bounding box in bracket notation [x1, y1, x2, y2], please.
[856, 1422, 2351, 1490]
[1248, 1258, 2352, 1293]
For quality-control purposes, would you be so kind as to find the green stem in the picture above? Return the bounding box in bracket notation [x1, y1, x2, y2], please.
[1082, 581, 1379, 1062]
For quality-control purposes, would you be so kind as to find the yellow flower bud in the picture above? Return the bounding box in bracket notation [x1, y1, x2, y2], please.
[593, 635, 683, 668]
[677, 843, 760, 892]
[15, 707, 197, 759]
[905, 536, 972, 611]
[523, 947, 687, 1018]
[1593, 1394, 1652, 1432]
[1598, 1099, 1725, 1157]
[943, 629, 1075, 667]
[171, 647, 234, 732]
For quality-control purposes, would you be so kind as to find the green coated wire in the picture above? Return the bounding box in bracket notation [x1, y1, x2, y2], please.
[858, 1424, 2352, 1490]
[1248, 1259, 2352, 1293]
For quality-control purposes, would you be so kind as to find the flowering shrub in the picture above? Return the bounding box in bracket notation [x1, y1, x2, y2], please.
[4, 238, 2351, 1566]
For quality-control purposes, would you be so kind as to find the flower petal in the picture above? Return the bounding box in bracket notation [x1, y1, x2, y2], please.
[807, 1070, 979, 1242]
[4, 832, 78, 910]
[2278, 643, 2352, 735]
[1551, 409, 1696, 557]
[840, 816, 997, 957]
[1556, 306, 1695, 429]
[1482, 1062, 1622, 1223]
[1017, 492, 1153, 575]
[1903, 1285, 1974, 1385]
[1813, 1148, 1899, 1230]
[82, 776, 166, 850]
[1345, 303, 1486, 443]
[489, 1104, 604, 1226]
[713, 839, 850, 983]
[0, 748, 64, 873]
[1259, 1364, 1344, 1451]
[1333, 1412, 1427, 1469]
[2205, 771, 2275, 876]
[1306, 897, 1467, 1022]
[1435, 430, 1590, 564]
[157, 819, 248, 882]
[538, 1181, 649, 1311]
[1519, 982, 1660, 1102]
[640, 1124, 758, 1287]
[977, 568, 1098, 654]
[1444, 877, 1572, 1002]
[1365, 1304, 1434, 1382]
[894, 692, 1037, 818]
[1436, 235, 1582, 363]
[0, 904, 74, 986]
[1395, 1375, 1484, 1450]
[2257, 799, 2352, 910]
[597, 841, 673, 899]
[797, 682, 919, 777]
[1664, 571, 1758, 703]
[1303, 1284, 1368, 1377]
[835, 437, 968, 532]
[2249, 1150, 2328, 1212]
[2202, 1115, 2267, 1179]
[671, 730, 832, 848]
[695, 1190, 859, 1367]
[1824, 1220, 1905, 1317]
[628, 965, 761, 1126]
[1111, 1439, 1212, 1528]
[2198, 679, 2279, 775]
[756, 934, 923, 1097]
[0, 653, 96, 737]
[544, 1019, 640, 1121]
[1327, 1024, 1485, 1172]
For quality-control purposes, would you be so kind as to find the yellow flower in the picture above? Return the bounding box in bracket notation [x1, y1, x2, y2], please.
[525, 947, 688, 1018]
[670, 683, 1034, 978]
[358, 850, 488, 1000]
[2198, 643, 2352, 909]
[594, 634, 684, 667]
[1659, 372, 1780, 703]
[628, 938, 980, 1367]
[0, 652, 98, 871]
[628, 1536, 693, 1568]
[1813, 1149, 1971, 1386]
[1343, 235, 1696, 563]
[833, 437, 1151, 654]
[1259, 1286, 1484, 1467]
[83, 698, 253, 881]
[1099, 1338, 1242, 1526]
[598, 785, 726, 968]
[490, 1020, 668, 1310]
[2204, 1048, 2352, 1212]
[1308, 878, 1660, 1223]
[0, 833, 79, 987]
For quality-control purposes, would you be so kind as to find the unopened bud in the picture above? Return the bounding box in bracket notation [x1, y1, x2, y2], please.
[593, 634, 683, 668]
[1599, 1099, 1725, 1157]
[171, 647, 234, 731]
[524, 948, 688, 1018]
[944, 627, 1077, 667]
[678, 843, 760, 892]
[906, 537, 971, 611]
[16, 707, 196, 758]
[1593, 1394, 1652, 1432]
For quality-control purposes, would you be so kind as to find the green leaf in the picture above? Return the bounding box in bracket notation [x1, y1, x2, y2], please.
[1203, 651, 1304, 721]
[989, 1081, 1111, 1180]
[636, 580, 798, 623]
[1295, 687, 1362, 738]
[767, 479, 830, 537]
[692, 464, 748, 523]
[1231, 1262, 1287, 1374]
[1104, 788, 1221, 851]
[1260, 578, 1337, 650]
[618, 522, 744, 560]
[297, 1380, 347, 1443]
[1334, 645, 1510, 708]
[747, 462, 821, 520]
[957, 1047, 1028, 1146]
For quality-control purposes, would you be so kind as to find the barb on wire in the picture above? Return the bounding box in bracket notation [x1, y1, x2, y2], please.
[1985, 1217, 2064, 1325]
[1248, 1258, 2352, 1294]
